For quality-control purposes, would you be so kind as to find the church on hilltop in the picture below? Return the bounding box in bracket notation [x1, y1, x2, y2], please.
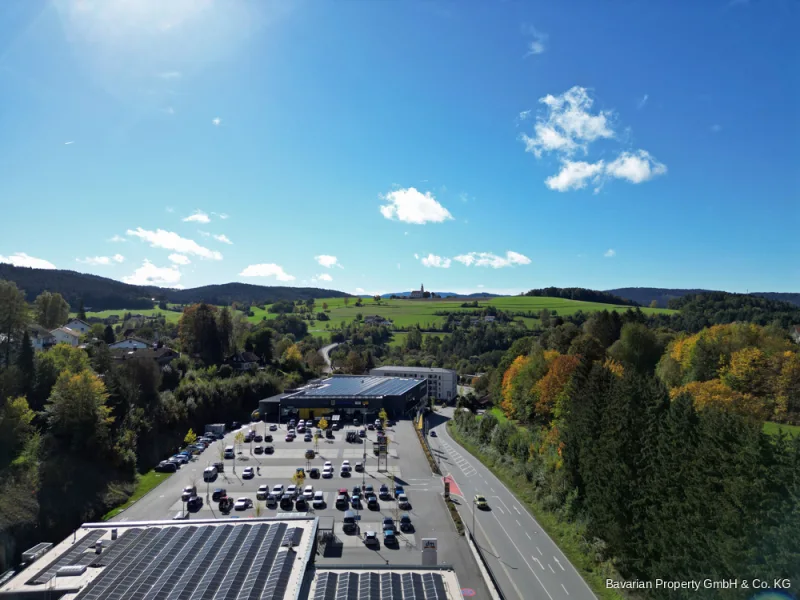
[410, 284, 425, 299]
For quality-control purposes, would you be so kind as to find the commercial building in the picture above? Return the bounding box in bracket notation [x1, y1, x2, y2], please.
[370, 366, 457, 402]
[258, 375, 427, 422]
[307, 566, 462, 599]
[0, 517, 317, 600]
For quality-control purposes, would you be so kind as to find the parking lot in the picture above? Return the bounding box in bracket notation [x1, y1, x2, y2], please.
[115, 417, 488, 596]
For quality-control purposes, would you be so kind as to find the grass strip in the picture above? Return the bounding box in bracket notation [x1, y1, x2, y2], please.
[101, 469, 173, 521]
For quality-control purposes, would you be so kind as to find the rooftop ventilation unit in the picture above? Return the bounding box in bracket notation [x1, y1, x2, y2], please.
[21, 543, 52, 564]
[56, 565, 87, 577]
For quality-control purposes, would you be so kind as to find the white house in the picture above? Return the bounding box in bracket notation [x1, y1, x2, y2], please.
[64, 319, 91, 334]
[28, 325, 56, 352]
[50, 327, 82, 347]
[109, 337, 150, 350]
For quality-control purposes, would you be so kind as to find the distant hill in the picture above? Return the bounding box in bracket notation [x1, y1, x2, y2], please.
[524, 287, 640, 306]
[380, 292, 505, 299]
[607, 287, 800, 308]
[0, 264, 351, 310]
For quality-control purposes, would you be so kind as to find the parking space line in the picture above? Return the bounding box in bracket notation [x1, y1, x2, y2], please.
[548, 564, 555, 573]
[525, 531, 531, 540]
[562, 584, 570, 595]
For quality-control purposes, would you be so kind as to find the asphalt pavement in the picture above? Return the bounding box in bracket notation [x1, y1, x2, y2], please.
[319, 343, 339, 374]
[427, 407, 597, 600]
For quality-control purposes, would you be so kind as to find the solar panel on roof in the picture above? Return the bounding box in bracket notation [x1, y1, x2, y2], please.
[27, 529, 107, 586]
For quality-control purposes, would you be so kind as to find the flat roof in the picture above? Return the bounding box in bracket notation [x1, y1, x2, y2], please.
[308, 567, 462, 600]
[0, 517, 317, 600]
[370, 366, 455, 375]
[288, 376, 424, 399]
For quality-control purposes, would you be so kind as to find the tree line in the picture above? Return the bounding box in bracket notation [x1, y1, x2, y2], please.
[523, 286, 640, 306]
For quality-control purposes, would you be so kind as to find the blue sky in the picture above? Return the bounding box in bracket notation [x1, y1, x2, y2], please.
[1, 0, 797, 295]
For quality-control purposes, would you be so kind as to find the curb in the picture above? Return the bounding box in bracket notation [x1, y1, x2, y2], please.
[466, 531, 503, 600]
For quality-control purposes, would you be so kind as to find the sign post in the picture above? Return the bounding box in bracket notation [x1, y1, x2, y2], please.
[421, 538, 438, 566]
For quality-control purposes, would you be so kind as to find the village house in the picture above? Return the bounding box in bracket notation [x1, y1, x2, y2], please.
[109, 337, 150, 350]
[50, 327, 82, 347]
[64, 318, 91, 334]
[228, 351, 261, 371]
[111, 346, 180, 366]
[28, 325, 56, 352]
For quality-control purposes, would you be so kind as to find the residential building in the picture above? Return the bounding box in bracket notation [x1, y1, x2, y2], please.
[259, 375, 427, 422]
[103, 315, 120, 325]
[228, 350, 261, 371]
[410, 283, 425, 299]
[111, 346, 180, 366]
[370, 365, 457, 401]
[109, 337, 150, 350]
[50, 327, 82, 347]
[28, 325, 56, 352]
[64, 318, 91, 334]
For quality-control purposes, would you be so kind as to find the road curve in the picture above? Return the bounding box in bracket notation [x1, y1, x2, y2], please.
[319, 343, 339, 374]
[428, 407, 597, 600]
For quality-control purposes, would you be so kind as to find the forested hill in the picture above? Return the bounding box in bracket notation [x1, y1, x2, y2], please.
[523, 287, 639, 306]
[608, 287, 800, 308]
[0, 264, 350, 310]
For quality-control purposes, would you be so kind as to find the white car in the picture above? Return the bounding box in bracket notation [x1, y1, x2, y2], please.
[234, 497, 253, 511]
[257, 485, 269, 500]
[341, 460, 350, 467]
[303, 485, 314, 499]
[272, 484, 284, 495]
[322, 467, 333, 479]
[242, 467, 254, 479]
[323, 461, 333, 469]
[313, 491, 325, 507]
[340, 463, 351, 473]
[287, 484, 298, 497]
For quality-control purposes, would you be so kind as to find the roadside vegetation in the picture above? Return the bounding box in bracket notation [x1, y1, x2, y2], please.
[101, 469, 173, 521]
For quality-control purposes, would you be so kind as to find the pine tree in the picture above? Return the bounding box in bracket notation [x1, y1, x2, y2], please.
[77, 299, 87, 321]
[16, 330, 35, 397]
[103, 325, 115, 345]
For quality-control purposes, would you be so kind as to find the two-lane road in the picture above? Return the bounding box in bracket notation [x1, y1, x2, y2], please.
[319, 343, 339, 374]
[428, 408, 596, 600]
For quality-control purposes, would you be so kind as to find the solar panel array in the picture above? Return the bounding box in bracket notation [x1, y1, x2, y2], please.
[26, 529, 108, 585]
[312, 571, 449, 600]
[298, 377, 422, 398]
[54, 522, 304, 600]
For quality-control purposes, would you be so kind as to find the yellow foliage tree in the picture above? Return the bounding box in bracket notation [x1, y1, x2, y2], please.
[184, 428, 197, 446]
[670, 379, 766, 419]
[282, 344, 303, 366]
[603, 357, 624, 378]
[533, 355, 581, 421]
[720, 347, 769, 395]
[317, 417, 328, 430]
[543, 349, 560, 364]
[501, 355, 530, 419]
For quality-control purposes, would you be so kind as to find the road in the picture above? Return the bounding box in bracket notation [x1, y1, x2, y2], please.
[427, 407, 596, 600]
[319, 343, 339, 374]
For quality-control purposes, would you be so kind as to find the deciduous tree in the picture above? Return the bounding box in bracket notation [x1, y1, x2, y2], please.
[0, 280, 29, 367]
[34, 291, 70, 330]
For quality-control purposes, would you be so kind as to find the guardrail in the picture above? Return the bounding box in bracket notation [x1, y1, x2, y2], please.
[467, 531, 505, 600]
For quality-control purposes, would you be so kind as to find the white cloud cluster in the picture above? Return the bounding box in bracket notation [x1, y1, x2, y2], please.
[109, 235, 127, 242]
[76, 255, 125, 266]
[380, 188, 453, 224]
[524, 25, 548, 56]
[239, 263, 295, 281]
[421, 254, 452, 268]
[168, 253, 191, 265]
[213, 234, 233, 244]
[315, 255, 343, 269]
[183, 210, 210, 223]
[520, 86, 667, 192]
[127, 228, 223, 260]
[312, 273, 333, 283]
[212, 117, 221, 126]
[604, 249, 616, 258]
[453, 251, 531, 268]
[0, 252, 56, 269]
[123, 260, 182, 286]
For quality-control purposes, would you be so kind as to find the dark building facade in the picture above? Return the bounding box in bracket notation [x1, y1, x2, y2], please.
[258, 376, 426, 422]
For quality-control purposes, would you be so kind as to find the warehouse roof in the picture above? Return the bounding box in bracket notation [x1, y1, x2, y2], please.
[290, 376, 423, 398]
[0, 517, 317, 600]
[371, 366, 455, 375]
[308, 567, 462, 600]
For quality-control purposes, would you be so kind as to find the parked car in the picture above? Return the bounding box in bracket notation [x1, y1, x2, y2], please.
[395, 485, 405, 498]
[212, 488, 227, 501]
[399, 514, 413, 532]
[383, 528, 397, 545]
[367, 495, 379, 509]
[309, 467, 320, 478]
[303, 485, 314, 499]
[264, 445, 274, 454]
[359, 429, 366, 438]
[287, 484, 298, 498]
[269, 424, 278, 431]
[242, 467, 254, 479]
[266, 494, 278, 507]
[187, 496, 203, 512]
[285, 435, 294, 442]
[364, 484, 374, 495]
[367, 424, 375, 431]
[351, 494, 361, 508]
[234, 497, 253, 511]
[156, 461, 177, 473]
[398, 494, 410, 509]
[364, 531, 379, 547]
[379, 484, 390, 498]
[322, 467, 333, 479]
[171, 454, 188, 464]
[382, 517, 394, 532]
[430, 430, 437, 437]
[203, 466, 218, 482]
[257, 485, 269, 500]
[352, 485, 361, 496]
[264, 434, 273, 442]
[181, 486, 197, 502]
[254, 434, 263, 443]
[295, 497, 308, 511]
[280, 494, 294, 509]
[313, 491, 325, 508]
[272, 484, 284, 495]
[218, 496, 234, 513]
[304, 433, 313, 442]
[335, 494, 348, 508]
[254, 445, 264, 455]
[305, 449, 315, 459]
[355, 461, 364, 472]
[213, 461, 224, 473]
[167, 457, 182, 467]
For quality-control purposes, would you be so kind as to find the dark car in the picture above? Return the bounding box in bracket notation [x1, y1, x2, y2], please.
[309, 467, 320, 479]
[295, 497, 308, 511]
[264, 445, 274, 454]
[383, 529, 397, 545]
[212, 488, 227, 501]
[367, 424, 375, 431]
[254, 445, 264, 455]
[254, 434, 263, 443]
[358, 429, 366, 438]
[352, 485, 361, 496]
[156, 461, 177, 473]
[266, 494, 278, 507]
[264, 434, 273, 442]
[213, 461, 224, 473]
[187, 496, 203, 512]
[351, 494, 361, 508]
[379, 484, 390, 498]
[367, 495, 379, 509]
[335, 494, 348, 508]
[280, 494, 294, 509]
[325, 429, 334, 439]
[364, 484, 374, 495]
[399, 514, 413, 532]
[382, 517, 394, 532]
[430, 430, 437, 437]
[269, 424, 278, 431]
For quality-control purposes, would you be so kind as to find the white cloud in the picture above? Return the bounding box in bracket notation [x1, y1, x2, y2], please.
[198, 230, 211, 237]
[158, 71, 181, 79]
[211, 212, 229, 219]
[183, 210, 210, 223]
[239, 263, 295, 281]
[518, 110, 531, 121]
[0, 252, 56, 269]
[76, 256, 113, 266]
[420, 254, 452, 268]
[379, 187, 453, 224]
[520, 87, 614, 158]
[213, 234, 233, 244]
[168, 253, 191, 265]
[315, 255, 343, 269]
[64, 141, 74, 145]
[453, 251, 531, 268]
[477, 284, 485, 288]
[604, 249, 616, 258]
[126, 227, 223, 260]
[404, 231, 409, 236]
[605, 150, 667, 184]
[212, 117, 221, 126]
[355, 288, 365, 294]
[413, 253, 420, 260]
[524, 25, 548, 56]
[312, 273, 333, 283]
[113, 254, 125, 263]
[545, 160, 605, 191]
[637, 94, 649, 109]
[108, 234, 127, 242]
[123, 260, 182, 286]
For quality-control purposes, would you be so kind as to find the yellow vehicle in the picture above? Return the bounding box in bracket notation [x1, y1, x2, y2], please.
[295, 468, 306, 479]
[474, 494, 488, 509]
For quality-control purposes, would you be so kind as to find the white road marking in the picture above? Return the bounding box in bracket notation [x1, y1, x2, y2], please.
[537, 546, 543, 555]
[562, 584, 570, 595]
[516, 519, 521, 527]
[490, 487, 495, 493]
[525, 531, 531, 540]
[496, 506, 504, 514]
[533, 557, 544, 570]
[554, 557, 564, 571]
[549, 564, 555, 573]
[489, 510, 553, 600]
[513, 505, 521, 515]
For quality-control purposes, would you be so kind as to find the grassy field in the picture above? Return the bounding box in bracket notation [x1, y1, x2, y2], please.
[388, 331, 452, 348]
[101, 469, 173, 521]
[72, 308, 184, 323]
[763, 421, 800, 438]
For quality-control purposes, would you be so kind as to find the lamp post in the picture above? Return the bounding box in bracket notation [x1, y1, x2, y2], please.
[472, 497, 476, 538]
